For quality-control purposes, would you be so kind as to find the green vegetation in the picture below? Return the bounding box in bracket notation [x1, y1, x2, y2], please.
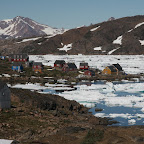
[81, 129, 104, 144]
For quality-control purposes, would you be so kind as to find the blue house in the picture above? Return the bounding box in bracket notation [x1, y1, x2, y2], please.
[0, 56, 6, 60]
[12, 62, 23, 72]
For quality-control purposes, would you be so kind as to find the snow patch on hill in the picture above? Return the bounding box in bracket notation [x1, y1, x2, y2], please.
[94, 46, 102, 51]
[113, 36, 122, 45]
[108, 47, 120, 55]
[135, 22, 144, 29]
[90, 26, 100, 32]
[58, 43, 72, 52]
[139, 40, 144, 45]
[16, 37, 41, 43]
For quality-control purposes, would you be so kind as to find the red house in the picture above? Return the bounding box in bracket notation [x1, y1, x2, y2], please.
[84, 70, 95, 77]
[9, 54, 29, 62]
[79, 62, 89, 70]
[54, 60, 66, 68]
[62, 63, 77, 72]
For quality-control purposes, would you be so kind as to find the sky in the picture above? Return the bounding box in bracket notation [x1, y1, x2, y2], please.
[0, 0, 144, 29]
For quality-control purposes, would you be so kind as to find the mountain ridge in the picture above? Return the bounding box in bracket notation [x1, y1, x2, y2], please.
[1, 15, 144, 55]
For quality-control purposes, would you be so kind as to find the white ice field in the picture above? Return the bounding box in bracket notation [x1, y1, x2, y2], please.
[13, 55, 144, 126]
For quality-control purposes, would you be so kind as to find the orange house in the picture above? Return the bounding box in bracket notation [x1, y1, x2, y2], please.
[32, 62, 43, 73]
[102, 65, 117, 75]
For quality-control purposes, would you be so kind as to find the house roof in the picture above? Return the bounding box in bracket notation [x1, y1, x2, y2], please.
[9, 54, 29, 59]
[108, 66, 117, 72]
[113, 63, 123, 71]
[0, 81, 7, 90]
[67, 63, 77, 69]
[12, 62, 22, 66]
[80, 63, 88, 66]
[54, 60, 66, 64]
[33, 62, 43, 66]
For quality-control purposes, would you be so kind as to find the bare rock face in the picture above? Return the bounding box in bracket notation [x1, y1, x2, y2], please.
[108, 17, 115, 21]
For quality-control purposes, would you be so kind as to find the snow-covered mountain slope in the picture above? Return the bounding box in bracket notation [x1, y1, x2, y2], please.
[0, 16, 65, 39]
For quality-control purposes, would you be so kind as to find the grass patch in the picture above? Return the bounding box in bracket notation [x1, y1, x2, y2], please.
[81, 129, 104, 144]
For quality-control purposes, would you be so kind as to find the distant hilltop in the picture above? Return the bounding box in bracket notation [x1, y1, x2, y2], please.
[0, 16, 66, 39]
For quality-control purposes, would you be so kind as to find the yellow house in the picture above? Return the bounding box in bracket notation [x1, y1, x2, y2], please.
[102, 65, 117, 75]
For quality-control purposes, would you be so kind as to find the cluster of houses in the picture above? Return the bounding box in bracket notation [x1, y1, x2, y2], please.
[9, 54, 43, 73]
[1, 54, 125, 77]
[54, 60, 96, 77]
[54, 60, 125, 77]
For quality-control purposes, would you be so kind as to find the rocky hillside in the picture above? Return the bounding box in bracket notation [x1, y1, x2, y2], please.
[0, 16, 65, 39]
[1, 15, 144, 55]
[0, 88, 144, 144]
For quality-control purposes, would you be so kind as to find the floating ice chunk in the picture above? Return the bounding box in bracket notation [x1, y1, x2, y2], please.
[128, 119, 136, 125]
[141, 107, 144, 113]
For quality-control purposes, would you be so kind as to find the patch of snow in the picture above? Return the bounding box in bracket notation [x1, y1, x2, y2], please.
[94, 46, 102, 51]
[113, 36, 122, 45]
[128, 29, 133, 33]
[139, 40, 144, 46]
[58, 43, 72, 52]
[0, 139, 14, 144]
[90, 26, 100, 32]
[108, 47, 120, 55]
[16, 37, 41, 43]
[2, 74, 11, 77]
[135, 22, 144, 29]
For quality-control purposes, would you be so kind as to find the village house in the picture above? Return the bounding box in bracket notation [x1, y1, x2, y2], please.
[54, 60, 66, 68]
[62, 63, 77, 72]
[102, 65, 117, 75]
[113, 63, 124, 75]
[0, 56, 6, 60]
[12, 62, 23, 72]
[79, 62, 89, 70]
[0, 81, 11, 109]
[32, 62, 43, 73]
[9, 54, 29, 62]
[84, 70, 95, 77]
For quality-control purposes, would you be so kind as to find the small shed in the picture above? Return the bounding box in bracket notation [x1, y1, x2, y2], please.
[54, 60, 66, 68]
[62, 63, 77, 72]
[79, 62, 89, 70]
[102, 65, 117, 75]
[84, 70, 95, 77]
[9, 54, 29, 62]
[0, 81, 11, 109]
[32, 62, 43, 73]
[12, 62, 23, 72]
